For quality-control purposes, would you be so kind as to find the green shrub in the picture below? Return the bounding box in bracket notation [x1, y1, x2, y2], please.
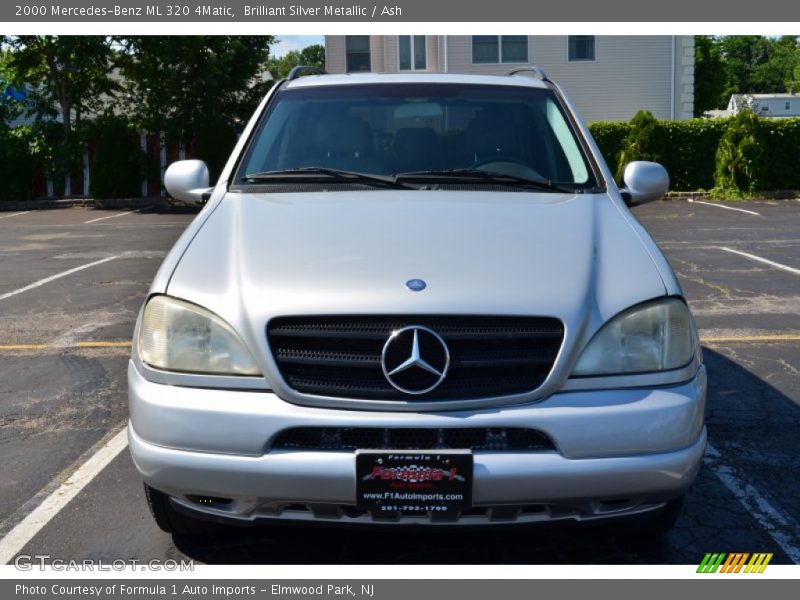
[89, 116, 149, 199]
[615, 110, 667, 182]
[714, 110, 764, 196]
[588, 121, 629, 178]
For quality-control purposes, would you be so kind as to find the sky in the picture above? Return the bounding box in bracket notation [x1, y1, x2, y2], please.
[271, 35, 325, 57]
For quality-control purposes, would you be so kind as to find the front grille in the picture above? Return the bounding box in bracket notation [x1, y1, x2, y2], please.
[272, 427, 555, 452]
[267, 316, 564, 401]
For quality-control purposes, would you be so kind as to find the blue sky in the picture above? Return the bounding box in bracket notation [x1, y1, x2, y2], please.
[271, 35, 325, 57]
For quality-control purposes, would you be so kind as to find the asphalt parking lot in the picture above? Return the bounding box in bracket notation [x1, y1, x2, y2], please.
[0, 199, 798, 565]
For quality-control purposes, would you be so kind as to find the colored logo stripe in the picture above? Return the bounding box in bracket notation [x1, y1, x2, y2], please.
[697, 552, 773, 573]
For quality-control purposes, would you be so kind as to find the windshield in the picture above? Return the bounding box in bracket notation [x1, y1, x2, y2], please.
[235, 83, 597, 189]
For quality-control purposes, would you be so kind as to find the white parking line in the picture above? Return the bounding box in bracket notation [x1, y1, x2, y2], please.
[84, 211, 133, 224]
[0, 256, 118, 302]
[0, 427, 128, 565]
[705, 443, 800, 564]
[688, 199, 760, 216]
[719, 246, 800, 276]
[0, 211, 31, 220]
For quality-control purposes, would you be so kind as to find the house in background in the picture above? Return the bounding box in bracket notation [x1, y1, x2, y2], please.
[726, 93, 800, 117]
[324, 35, 695, 122]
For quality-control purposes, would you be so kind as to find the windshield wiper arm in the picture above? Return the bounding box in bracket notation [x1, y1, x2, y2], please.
[394, 169, 574, 193]
[244, 167, 418, 190]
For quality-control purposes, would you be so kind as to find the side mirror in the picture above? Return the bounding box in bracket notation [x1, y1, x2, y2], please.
[164, 160, 212, 204]
[620, 161, 669, 207]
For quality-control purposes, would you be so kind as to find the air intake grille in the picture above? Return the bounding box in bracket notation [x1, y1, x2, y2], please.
[267, 316, 563, 401]
[272, 427, 555, 452]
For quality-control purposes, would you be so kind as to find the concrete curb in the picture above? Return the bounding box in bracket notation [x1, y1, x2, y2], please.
[0, 197, 196, 212]
[665, 191, 800, 201]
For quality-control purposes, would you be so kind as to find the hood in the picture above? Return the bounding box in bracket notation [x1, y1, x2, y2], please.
[167, 190, 667, 386]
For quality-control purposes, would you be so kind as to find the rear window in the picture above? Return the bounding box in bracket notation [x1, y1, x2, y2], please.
[236, 83, 596, 188]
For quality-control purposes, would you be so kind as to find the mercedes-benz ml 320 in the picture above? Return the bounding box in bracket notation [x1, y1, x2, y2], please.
[128, 68, 706, 536]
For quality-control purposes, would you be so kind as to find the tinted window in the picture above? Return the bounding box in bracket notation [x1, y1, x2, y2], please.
[346, 36, 371, 72]
[238, 83, 595, 187]
[568, 36, 595, 61]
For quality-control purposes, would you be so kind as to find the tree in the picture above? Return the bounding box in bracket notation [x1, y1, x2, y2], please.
[616, 110, 666, 182]
[117, 36, 274, 135]
[718, 35, 800, 94]
[714, 110, 764, 195]
[3, 36, 117, 195]
[117, 36, 275, 179]
[265, 44, 326, 80]
[694, 36, 729, 115]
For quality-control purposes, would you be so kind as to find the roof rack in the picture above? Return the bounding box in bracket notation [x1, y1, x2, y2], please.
[508, 66, 550, 82]
[287, 65, 327, 80]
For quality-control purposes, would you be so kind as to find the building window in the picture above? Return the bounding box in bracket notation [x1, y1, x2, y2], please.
[568, 36, 595, 61]
[786, 101, 792, 110]
[472, 36, 528, 64]
[346, 36, 371, 72]
[399, 36, 426, 71]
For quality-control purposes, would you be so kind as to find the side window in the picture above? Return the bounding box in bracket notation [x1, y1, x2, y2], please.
[399, 36, 427, 71]
[346, 36, 371, 72]
[472, 36, 499, 64]
[568, 36, 595, 62]
[545, 99, 589, 183]
[501, 36, 528, 63]
[472, 36, 529, 64]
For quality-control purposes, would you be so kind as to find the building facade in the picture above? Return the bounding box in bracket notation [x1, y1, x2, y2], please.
[726, 93, 800, 118]
[324, 35, 695, 122]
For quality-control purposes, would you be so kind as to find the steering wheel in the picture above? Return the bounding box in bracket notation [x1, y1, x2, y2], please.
[470, 155, 530, 169]
[470, 156, 543, 179]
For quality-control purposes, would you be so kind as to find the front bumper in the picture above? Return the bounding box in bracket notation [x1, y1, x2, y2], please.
[128, 361, 706, 525]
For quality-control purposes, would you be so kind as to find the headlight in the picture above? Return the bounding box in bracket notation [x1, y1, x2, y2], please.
[572, 298, 695, 376]
[138, 295, 262, 376]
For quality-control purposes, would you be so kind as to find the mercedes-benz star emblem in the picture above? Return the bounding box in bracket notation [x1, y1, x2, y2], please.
[381, 326, 450, 395]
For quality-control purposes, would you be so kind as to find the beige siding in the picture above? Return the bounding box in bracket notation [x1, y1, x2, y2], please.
[324, 35, 692, 121]
[675, 36, 695, 119]
[325, 36, 346, 74]
[369, 36, 385, 73]
[446, 35, 675, 122]
[426, 36, 440, 72]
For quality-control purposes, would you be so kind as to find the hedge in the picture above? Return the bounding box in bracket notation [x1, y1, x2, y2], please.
[588, 115, 800, 193]
[4, 115, 800, 200]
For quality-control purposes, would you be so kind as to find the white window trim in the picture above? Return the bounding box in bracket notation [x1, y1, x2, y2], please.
[398, 35, 427, 72]
[567, 35, 597, 63]
[471, 35, 530, 66]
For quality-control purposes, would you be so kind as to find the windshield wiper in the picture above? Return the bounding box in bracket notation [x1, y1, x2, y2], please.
[393, 169, 575, 193]
[243, 167, 418, 190]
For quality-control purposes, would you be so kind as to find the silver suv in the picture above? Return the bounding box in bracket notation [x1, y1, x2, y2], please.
[129, 68, 706, 536]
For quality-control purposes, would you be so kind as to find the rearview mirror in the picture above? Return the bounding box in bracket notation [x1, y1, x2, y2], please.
[164, 160, 212, 204]
[620, 161, 669, 207]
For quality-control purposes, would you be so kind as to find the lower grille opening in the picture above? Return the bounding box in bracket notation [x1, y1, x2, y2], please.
[271, 427, 555, 452]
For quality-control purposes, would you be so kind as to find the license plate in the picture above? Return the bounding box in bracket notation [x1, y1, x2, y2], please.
[356, 451, 473, 515]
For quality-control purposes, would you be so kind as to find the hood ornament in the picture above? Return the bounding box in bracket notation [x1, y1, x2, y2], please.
[406, 278, 427, 292]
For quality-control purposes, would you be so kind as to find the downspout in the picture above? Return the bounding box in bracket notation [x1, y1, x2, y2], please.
[444, 36, 448, 73]
[670, 36, 676, 120]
